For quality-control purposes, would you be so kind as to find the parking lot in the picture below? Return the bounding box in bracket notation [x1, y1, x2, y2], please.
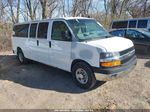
[0, 52, 150, 109]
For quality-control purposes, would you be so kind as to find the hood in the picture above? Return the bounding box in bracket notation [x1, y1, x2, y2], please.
[86, 37, 134, 52]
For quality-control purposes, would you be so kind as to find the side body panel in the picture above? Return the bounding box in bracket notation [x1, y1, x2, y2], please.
[11, 37, 29, 58]
[71, 42, 104, 69]
[33, 21, 51, 65]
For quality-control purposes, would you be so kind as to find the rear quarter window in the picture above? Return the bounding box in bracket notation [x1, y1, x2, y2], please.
[13, 24, 29, 38]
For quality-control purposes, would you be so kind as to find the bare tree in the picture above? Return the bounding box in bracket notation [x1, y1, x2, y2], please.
[8, 0, 20, 23]
[39, 0, 48, 19]
[7, 0, 15, 23]
[104, 0, 109, 25]
[71, 0, 92, 17]
[24, 0, 39, 20]
[0, 0, 5, 22]
[7, 0, 20, 23]
[47, 0, 58, 18]
[127, 0, 150, 18]
[16, 0, 20, 23]
[39, 0, 58, 19]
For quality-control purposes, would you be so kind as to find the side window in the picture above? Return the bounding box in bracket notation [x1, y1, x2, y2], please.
[112, 21, 128, 29]
[112, 22, 119, 29]
[51, 21, 71, 41]
[137, 20, 148, 28]
[13, 24, 29, 37]
[110, 30, 125, 37]
[129, 20, 137, 28]
[29, 23, 37, 38]
[126, 30, 143, 39]
[37, 22, 49, 39]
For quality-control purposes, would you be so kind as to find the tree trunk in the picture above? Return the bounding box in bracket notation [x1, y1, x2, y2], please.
[16, 0, 20, 23]
[40, 0, 48, 19]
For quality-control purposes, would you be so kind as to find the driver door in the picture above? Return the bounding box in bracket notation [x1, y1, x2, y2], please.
[126, 30, 149, 52]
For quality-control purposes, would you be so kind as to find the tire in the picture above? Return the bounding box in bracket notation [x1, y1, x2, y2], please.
[17, 49, 28, 64]
[72, 62, 96, 89]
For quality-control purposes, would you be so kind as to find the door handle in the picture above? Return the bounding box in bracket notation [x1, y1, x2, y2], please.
[49, 41, 51, 48]
[37, 40, 39, 46]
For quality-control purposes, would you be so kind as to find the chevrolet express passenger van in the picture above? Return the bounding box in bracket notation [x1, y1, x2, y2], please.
[11, 17, 137, 89]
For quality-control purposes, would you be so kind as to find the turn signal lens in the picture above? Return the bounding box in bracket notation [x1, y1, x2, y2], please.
[101, 60, 121, 67]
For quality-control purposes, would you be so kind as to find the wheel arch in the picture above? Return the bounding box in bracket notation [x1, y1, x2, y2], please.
[17, 47, 22, 53]
[71, 59, 92, 72]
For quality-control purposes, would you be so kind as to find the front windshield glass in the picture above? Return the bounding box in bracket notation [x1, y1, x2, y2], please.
[67, 19, 111, 41]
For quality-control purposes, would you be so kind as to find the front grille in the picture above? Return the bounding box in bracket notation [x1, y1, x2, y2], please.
[121, 53, 135, 64]
[119, 46, 134, 56]
[119, 46, 135, 64]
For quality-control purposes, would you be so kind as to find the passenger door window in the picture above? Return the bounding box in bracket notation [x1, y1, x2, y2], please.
[126, 30, 144, 39]
[110, 30, 125, 37]
[37, 22, 49, 39]
[29, 23, 37, 38]
[51, 21, 71, 41]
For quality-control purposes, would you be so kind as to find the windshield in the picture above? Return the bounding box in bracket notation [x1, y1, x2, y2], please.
[67, 19, 111, 41]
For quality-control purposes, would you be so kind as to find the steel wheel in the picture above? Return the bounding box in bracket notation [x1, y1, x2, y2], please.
[75, 68, 88, 84]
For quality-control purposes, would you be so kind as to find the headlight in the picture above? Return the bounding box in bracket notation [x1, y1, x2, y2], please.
[100, 52, 121, 67]
[100, 52, 120, 59]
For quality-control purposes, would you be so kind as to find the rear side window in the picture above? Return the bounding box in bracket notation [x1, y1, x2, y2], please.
[13, 24, 29, 37]
[29, 23, 37, 38]
[129, 20, 137, 28]
[110, 30, 125, 37]
[112, 21, 128, 29]
[137, 20, 148, 28]
[37, 22, 49, 39]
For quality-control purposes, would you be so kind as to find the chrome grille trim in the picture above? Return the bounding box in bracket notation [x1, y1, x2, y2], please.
[120, 49, 135, 60]
[119, 46, 135, 64]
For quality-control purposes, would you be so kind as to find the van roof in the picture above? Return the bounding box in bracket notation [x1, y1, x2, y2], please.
[14, 17, 92, 26]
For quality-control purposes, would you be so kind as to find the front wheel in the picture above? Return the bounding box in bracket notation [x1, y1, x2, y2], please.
[72, 62, 96, 89]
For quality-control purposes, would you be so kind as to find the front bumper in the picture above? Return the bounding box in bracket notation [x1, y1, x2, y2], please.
[93, 55, 137, 81]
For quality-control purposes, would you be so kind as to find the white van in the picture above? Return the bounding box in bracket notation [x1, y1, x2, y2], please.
[110, 17, 150, 31]
[11, 17, 137, 89]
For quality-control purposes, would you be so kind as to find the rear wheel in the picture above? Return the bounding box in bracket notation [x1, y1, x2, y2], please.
[17, 49, 28, 64]
[72, 62, 96, 89]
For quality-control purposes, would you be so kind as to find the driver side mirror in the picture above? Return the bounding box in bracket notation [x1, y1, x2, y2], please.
[61, 30, 72, 41]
